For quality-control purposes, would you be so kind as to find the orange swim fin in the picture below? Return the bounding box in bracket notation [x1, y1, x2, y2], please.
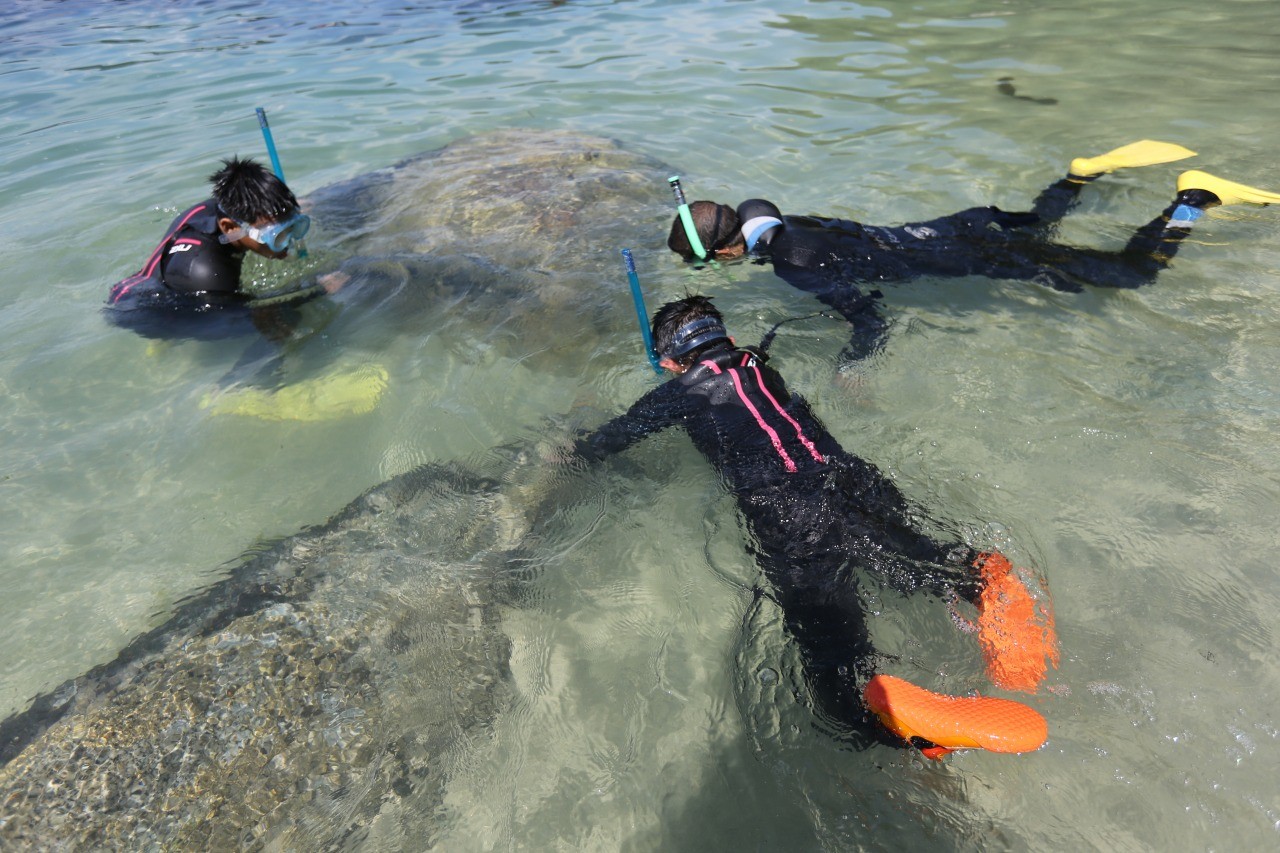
[863, 674, 1048, 758]
[973, 552, 1060, 693]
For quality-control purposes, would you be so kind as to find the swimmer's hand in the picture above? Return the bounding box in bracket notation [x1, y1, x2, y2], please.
[319, 271, 351, 294]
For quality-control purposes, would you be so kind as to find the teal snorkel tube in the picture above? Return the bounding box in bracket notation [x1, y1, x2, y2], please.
[255, 107, 308, 259]
[669, 175, 707, 261]
[255, 107, 286, 183]
[622, 249, 663, 375]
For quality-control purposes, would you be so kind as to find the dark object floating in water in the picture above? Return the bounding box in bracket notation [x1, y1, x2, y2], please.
[997, 77, 1059, 106]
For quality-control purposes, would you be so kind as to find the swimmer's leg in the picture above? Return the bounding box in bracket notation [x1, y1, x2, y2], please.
[1027, 178, 1088, 232]
[1004, 192, 1214, 291]
[763, 552, 1051, 757]
[830, 480, 984, 599]
[1112, 194, 1209, 275]
[1088, 174, 1276, 286]
[785, 574, 1051, 758]
[854, 544, 1059, 696]
[833, 496, 1060, 694]
[858, 535, 981, 600]
[1030, 140, 1198, 236]
[764, 570, 890, 740]
[813, 460, 985, 599]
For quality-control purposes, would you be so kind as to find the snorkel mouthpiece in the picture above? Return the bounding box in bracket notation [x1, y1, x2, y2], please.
[666, 317, 728, 359]
[669, 175, 708, 261]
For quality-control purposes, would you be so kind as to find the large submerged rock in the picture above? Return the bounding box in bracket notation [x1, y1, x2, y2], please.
[309, 127, 671, 274]
[1, 457, 533, 849]
[265, 127, 674, 378]
[0, 129, 670, 850]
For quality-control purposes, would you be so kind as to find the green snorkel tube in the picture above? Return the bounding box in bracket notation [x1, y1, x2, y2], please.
[255, 107, 308, 259]
[622, 249, 663, 375]
[669, 175, 707, 261]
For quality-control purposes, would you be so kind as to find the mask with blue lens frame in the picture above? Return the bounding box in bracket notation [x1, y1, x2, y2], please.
[235, 211, 311, 253]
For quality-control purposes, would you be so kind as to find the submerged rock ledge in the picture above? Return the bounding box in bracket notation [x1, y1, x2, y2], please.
[1, 461, 520, 849]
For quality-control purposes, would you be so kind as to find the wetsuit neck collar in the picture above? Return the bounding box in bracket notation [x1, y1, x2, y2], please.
[683, 343, 749, 381]
[742, 215, 783, 252]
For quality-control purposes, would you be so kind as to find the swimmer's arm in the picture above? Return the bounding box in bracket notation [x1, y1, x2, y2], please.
[248, 266, 351, 305]
[790, 285, 888, 369]
[572, 382, 688, 463]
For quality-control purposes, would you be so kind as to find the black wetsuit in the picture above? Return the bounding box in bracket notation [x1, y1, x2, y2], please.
[577, 343, 980, 737]
[740, 179, 1203, 361]
[105, 200, 321, 343]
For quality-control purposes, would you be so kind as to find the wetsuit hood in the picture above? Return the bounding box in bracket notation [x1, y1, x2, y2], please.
[737, 198, 784, 251]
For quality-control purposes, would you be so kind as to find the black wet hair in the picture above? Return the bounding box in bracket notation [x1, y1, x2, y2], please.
[209, 156, 299, 223]
[666, 200, 742, 261]
[652, 294, 730, 367]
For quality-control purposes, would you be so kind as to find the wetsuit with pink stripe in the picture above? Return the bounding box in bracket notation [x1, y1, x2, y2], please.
[104, 199, 259, 340]
[105, 200, 325, 346]
[576, 342, 982, 739]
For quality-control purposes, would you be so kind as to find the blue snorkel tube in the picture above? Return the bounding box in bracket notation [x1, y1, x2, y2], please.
[255, 108, 286, 182]
[669, 176, 708, 261]
[622, 249, 663, 375]
[255, 107, 308, 259]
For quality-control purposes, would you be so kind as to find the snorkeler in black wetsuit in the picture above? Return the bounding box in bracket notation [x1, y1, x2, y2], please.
[668, 141, 1280, 361]
[575, 295, 1057, 758]
[105, 156, 326, 344]
[101, 157, 391, 419]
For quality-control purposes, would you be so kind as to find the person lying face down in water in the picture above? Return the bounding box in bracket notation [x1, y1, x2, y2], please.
[574, 295, 1057, 759]
[668, 141, 1280, 364]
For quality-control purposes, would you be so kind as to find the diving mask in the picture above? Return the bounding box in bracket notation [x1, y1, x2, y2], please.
[233, 211, 311, 253]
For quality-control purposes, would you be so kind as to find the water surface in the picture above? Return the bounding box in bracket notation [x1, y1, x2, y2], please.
[2, 0, 1278, 848]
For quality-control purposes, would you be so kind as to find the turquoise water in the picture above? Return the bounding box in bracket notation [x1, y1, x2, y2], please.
[3, 0, 1280, 848]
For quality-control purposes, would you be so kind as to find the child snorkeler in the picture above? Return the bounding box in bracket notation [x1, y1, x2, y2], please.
[668, 142, 1280, 364]
[574, 295, 1057, 758]
[106, 156, 324, 338]
[104, 157, 384, 421]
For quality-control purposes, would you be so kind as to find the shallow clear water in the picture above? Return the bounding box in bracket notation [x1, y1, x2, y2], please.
[3, 0, 1279, 848]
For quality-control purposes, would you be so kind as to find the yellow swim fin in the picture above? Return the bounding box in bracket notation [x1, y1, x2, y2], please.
[1069, 140, 1197, 178]
[1177, 170, 1280, 206]
[202, 363, 388, 421]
